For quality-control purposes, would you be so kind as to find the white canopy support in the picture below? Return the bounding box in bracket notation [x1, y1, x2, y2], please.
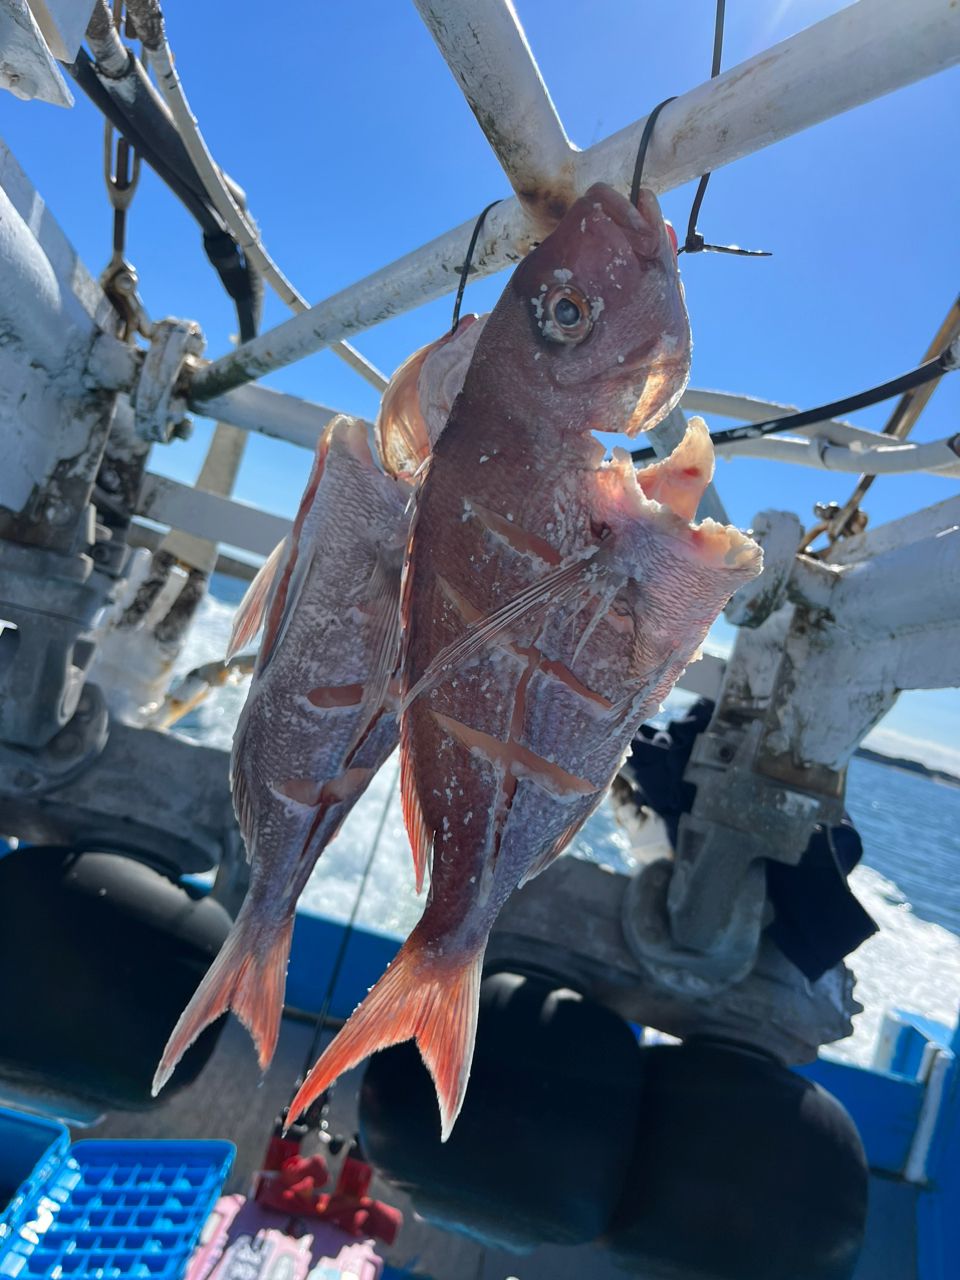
[413, 0, 575, 230]
[188, 0, 960, 405]
[136, 473, 291, 559]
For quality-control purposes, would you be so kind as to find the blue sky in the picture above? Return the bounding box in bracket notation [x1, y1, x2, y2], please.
[2, 0, 958, 765]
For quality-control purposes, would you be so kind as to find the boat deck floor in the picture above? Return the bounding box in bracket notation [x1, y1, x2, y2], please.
[79, 1013, 628, 1280]
[73, 1012, 915, 1279]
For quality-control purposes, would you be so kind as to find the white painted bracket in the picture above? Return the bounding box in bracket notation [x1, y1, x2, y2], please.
[0, 0, 73, 106]
[26, 0, 96, 61]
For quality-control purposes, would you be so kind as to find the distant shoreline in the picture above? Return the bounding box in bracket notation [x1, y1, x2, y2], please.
[855, 746, 960, 790]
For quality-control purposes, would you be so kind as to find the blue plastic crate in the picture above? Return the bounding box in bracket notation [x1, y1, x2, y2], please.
[0, 1110, 72, 1247]
[0, 1110, 233, 1280]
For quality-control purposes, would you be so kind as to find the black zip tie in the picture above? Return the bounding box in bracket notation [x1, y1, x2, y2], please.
[630, 344, 960, 462]
[451, 200, 502, 333]
[629, 97, 677, 207]
[678, 0, 771, 259]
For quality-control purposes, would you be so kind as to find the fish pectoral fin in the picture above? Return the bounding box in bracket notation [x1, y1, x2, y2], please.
[402, 549, 601, 712]
[259, 539, 320, 673]
[227, 536, 288, 661]
[287, 934, 483, 1143]
[344, 543, 404, 757]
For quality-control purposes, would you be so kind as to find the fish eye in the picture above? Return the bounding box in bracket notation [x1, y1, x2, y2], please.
[555, 297, 581, 326]
[539, 284, 594, 344]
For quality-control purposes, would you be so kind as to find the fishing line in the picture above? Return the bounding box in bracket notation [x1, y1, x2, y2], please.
[629, 344, 960, 462]
[451, 200, 502, 332]
[292, 762, 402, 1099]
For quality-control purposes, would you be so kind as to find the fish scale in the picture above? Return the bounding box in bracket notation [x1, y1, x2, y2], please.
[289, 183, 762, 1141]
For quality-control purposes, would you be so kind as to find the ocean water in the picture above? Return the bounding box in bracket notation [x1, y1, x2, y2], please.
[173, 583, 960, 1067]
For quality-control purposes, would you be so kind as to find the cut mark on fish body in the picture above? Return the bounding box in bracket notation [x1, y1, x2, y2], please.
[307, 683, 365, 708]
[431, 712, 597, 799]
[466, 500, 562, 565]
[437, 575, 613, 710]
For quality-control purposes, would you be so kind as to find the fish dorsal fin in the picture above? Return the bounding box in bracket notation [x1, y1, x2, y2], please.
[230, 761, 256, 856]
[400, 713, 434, 894]
[226, 537, 288, 661]
[258, 539, 319, 675]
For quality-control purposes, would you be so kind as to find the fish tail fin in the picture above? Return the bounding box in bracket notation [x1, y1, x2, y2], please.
[288, 935, 482, 1142]
[152, 906, 294, 1096]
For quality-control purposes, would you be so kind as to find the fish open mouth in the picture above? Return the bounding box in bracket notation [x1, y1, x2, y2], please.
[608, 417, 762, 573]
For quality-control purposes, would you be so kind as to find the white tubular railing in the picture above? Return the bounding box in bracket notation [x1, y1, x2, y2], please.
[188, 0, 960, 405]
[198, 382, 345, 450]
[123, 0, 387, 393]
[137, 474, 291, 558]
[193, 377, 959, 480]
[413, 0, 575, 229]
[717, 431, 960, 476]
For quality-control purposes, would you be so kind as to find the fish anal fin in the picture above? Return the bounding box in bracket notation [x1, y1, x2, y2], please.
[152, 907, 294, 1095]
[227, 537, 288, 661]
[519, 806, 603, 888]
[288, 936, 482, 1142]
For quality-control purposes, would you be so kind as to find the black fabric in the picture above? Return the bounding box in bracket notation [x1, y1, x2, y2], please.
[358, 971, 643, 1253]
[606, 1039, 869, 1280]
[0, 847, 230, 1111]
[616, 699, 877, 980]
[765, 818, 877, 979]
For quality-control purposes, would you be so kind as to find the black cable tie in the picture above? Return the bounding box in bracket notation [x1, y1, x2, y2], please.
[451, 200, 502, 333]
[674, 0, 771, 260]
[629, 97, 677, 207]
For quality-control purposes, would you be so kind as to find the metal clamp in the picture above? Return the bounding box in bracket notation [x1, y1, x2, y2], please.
[133, 318, 205, 442]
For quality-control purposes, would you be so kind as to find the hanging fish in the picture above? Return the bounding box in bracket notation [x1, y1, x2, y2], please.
[286, 184, 763, 1139]
[153, 415, 409, 1094]
[374, 313, 487, 480]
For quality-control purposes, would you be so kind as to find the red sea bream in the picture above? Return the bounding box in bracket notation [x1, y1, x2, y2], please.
[288, 183, 762, 1139]
[153, 415, 410, 1094]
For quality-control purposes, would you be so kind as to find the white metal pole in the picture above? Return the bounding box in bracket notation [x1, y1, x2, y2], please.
[189, 0, 960, 405]
[197, 382, 344, 449]
[717, 431, 960, 476]
[413, 0, 575, 230]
